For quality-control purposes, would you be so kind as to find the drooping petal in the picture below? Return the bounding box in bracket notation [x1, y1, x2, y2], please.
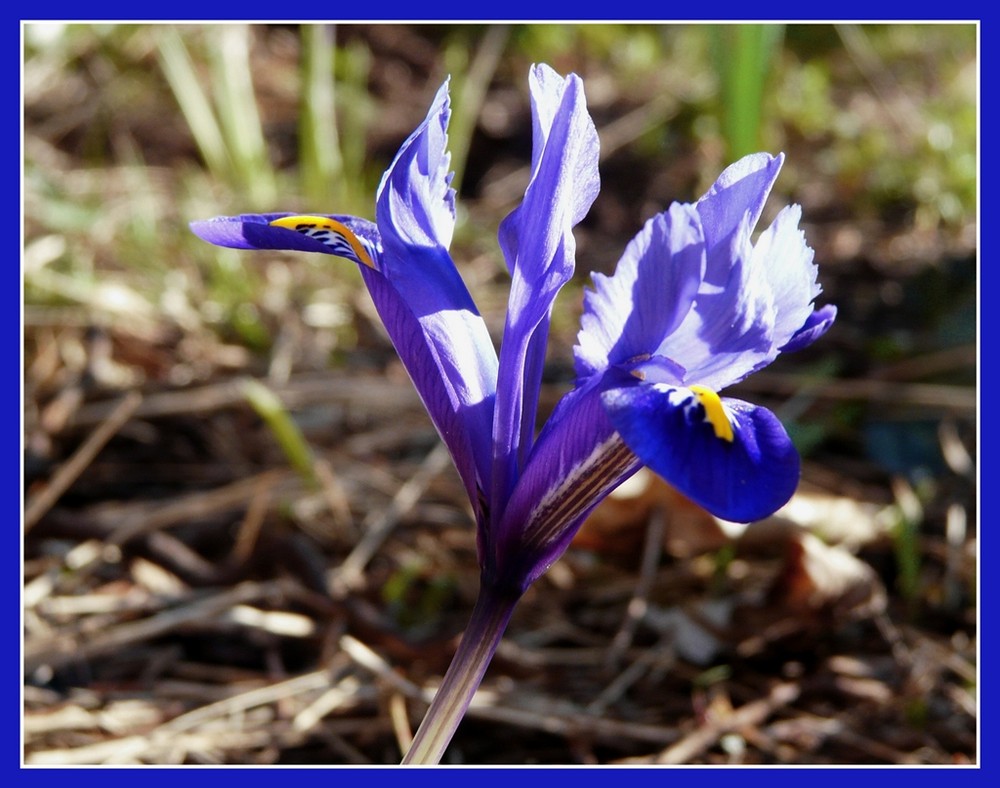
[491, 64, 600, 520]
[602, 382, 800, 523]
[190, 213, 381, 267]
[490, 372, 641, 591]
[575, 202, 705, 381]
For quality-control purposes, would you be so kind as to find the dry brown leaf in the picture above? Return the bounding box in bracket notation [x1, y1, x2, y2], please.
[768, 531, 887, 622]
[578, 469, 893, 565]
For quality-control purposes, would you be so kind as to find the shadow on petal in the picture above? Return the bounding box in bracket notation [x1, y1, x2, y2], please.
[602, 384, 800, 523]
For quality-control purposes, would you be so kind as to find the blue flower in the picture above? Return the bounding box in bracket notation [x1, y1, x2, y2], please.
[191, 64, 834, 596]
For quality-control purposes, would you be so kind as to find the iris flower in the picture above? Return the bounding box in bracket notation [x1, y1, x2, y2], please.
[191, 63, 834, 764]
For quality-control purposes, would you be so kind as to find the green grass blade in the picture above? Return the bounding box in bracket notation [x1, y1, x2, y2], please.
[242, 378, 316, 482]
[711, 24, 783, 160]
[300, 24, 343, 206]
[210, 24, 277, 207]
[155, 26, 232, 181]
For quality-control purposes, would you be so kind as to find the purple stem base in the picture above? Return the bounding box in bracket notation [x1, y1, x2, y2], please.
[401, 582, 522, 765]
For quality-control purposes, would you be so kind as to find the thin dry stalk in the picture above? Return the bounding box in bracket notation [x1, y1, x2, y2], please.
[108, 469, 290, 545]
[329, 442, 452, 595]
[25, 391, 143, 531]
[604, 507, 666, 668]
[649, 681, 800, 764]
[25, 579, 293, 674]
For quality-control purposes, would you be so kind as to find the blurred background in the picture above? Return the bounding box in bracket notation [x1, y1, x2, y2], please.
[23, 23, 977, 765]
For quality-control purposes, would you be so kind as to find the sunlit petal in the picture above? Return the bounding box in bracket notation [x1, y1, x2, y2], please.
[575, 202, 704, 380]
[491, 64, 600, 518]
[190, 213, 381, 266]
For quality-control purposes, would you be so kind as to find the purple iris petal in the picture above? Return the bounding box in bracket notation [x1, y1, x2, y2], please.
[358, 263, 493, 515]
[579, 152, 833, 394]
[366, 80, 499, 520]
[602, 384, 800, 523]
[667, 153, 787, 391]
[492, 372, 642, 590]
[376, 80, 457, 256]
[650, 209, 773, 390]
[781, 303, 838, 353]
[750, 204, 823, 348]
[575, 202, 704, 381]
[659, 210, 815, 390]
[190, 213, 381, 264]
[190, 86, 499, 524]
[491, 64, 601, 521]
[366, 80, 498, 520]
[696, 152, 783, 272]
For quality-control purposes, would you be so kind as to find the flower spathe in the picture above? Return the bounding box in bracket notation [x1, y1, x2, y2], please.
[191, 64, 834, 596]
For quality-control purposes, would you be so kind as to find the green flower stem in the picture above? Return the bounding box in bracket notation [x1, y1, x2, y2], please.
[401, 582, 522, 765]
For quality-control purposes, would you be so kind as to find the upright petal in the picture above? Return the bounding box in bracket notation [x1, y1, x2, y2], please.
[696, 152, 783, 274]
[651, 155, 831, 391]
[491, 64, 600, 520]
[749, 203, 822, 351]
[601, 382, 800, 523]
[649, 153, 785, 391]
[191, 82, 500, 523]
[655, 211, 776, 390]
[575, 202, 705, 380]
[372, 79, 499, 516]
[359, 262, 495, 519]
[376, 80, 456, 254]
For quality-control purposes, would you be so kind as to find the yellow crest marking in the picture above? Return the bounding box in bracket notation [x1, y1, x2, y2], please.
[270, 215, 376, 269]
[689, 385, 734, 443]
